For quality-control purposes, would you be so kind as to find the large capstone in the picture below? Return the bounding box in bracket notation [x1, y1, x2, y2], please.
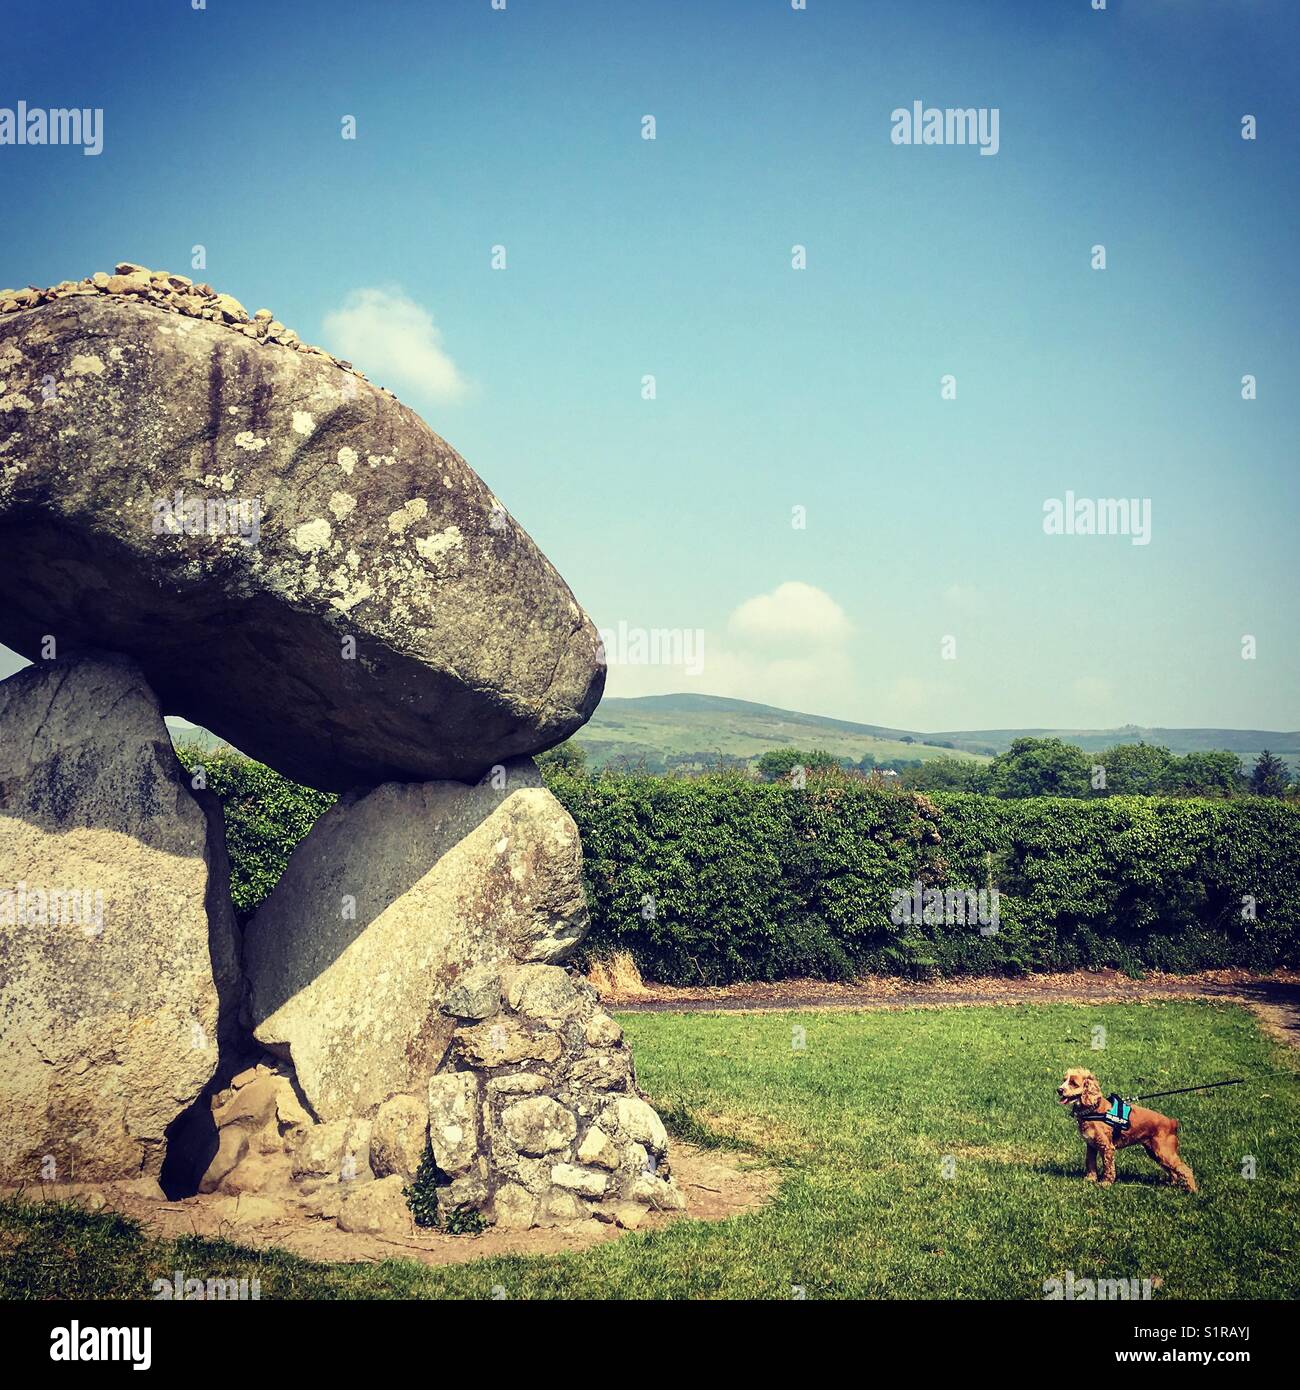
[0, 655, 240, 1183]
[241, 758, 588, 1120]
[0, 294, 604, 790]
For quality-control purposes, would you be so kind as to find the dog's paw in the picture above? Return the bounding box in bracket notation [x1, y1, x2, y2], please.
[1083, 1172, 1098, 1183]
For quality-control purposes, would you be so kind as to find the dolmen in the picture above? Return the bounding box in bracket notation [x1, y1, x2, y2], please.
[0, 266, 682, 1234]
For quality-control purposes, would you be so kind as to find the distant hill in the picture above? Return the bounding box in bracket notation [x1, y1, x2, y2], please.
[164, 698, 1300, 776]
[928, 722, 1300, 760]
[166, 719, 237, 753]
[579, 695, 1300, 771]
[579, 694, 987, 770]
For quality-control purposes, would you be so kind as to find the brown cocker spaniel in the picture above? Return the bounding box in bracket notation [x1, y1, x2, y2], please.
[1057, 1068, 1197, 1192]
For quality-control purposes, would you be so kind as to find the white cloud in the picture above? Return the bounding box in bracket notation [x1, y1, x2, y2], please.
[728, 581, 852, 646]
[322, 288, 467, 401]
[600, 583, 856, 712]
[602, 643, 856, 715]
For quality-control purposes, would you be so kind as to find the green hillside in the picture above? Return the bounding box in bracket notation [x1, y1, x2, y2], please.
[166, 719, 236, 753]
[167, 697, 1300, 777]
[578, 694, 985, 770]
[579, 695, 1300, 772]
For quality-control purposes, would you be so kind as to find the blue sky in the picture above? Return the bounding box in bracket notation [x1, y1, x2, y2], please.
[2, 0, 1297, 730]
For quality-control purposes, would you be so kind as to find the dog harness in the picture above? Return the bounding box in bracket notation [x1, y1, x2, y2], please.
[1075, 1095, 1131, 1130]
[1095, 1095, 1128, 1128]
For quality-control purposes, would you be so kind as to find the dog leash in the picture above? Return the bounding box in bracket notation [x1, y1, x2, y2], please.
[1080, 1079, 1247, 1133]
[1129, 1078, 1245, 1101]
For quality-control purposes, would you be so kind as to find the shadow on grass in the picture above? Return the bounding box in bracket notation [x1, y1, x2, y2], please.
[1031, 1159, 1183, 1187]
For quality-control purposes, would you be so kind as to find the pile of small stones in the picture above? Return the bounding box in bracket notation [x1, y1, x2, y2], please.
[0, 261, 390, 395]
[198, 961, 686, 1237]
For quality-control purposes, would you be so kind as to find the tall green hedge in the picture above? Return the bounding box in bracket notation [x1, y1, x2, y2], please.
[177, 747, 1300, 981]
[549, 772, 942, 981]
[551, 773, 1300, 981]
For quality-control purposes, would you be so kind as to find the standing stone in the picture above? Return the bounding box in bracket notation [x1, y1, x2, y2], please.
[0, 655, 239, 1183]
[0, 295, 604, 790]
[242, 759, 588, 1120]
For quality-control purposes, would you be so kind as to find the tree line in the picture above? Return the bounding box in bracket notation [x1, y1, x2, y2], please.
[540, 737, 1296, 798]
[759, 738, 1293, 798]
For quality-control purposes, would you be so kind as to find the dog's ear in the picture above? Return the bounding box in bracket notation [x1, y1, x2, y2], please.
[1080, 1073, 1103, 1106]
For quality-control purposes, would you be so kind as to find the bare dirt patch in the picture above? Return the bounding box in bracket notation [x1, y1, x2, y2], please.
[5, 1141, 779, 1268]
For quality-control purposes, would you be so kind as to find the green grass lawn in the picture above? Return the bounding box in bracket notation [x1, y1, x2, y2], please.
[3, 1001, 1297, 1299]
